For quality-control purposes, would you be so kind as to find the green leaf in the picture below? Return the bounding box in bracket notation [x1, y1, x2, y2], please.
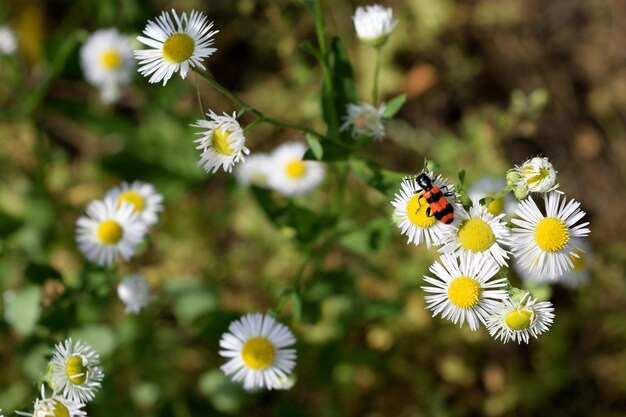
[6, 285, 42, 336]
[305, 133, 324, 160]
[350, 159, 406, 198]
[166, 281, 219, 325]
[198, 370, 245, 414]
[25, 263, 62, 284]
[70, 325, 118, 357]
[458, 170, 466, 186]
[299, 40, 321, 60]
[338, 219, 393, 254]
[303, 139, 352, 161]
[383, 94, 407, 118]
[0, 211, 22, 238]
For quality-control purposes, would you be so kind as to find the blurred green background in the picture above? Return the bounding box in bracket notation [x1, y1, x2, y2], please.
[1, 0, 626, 416]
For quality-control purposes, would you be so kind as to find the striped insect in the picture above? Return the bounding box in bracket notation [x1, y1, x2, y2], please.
[414, 173, 455, 224]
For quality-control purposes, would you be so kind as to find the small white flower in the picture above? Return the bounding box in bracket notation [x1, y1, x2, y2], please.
[510, 192, 590, 279]
[80, 29, 134, 102]
[487, 292, 554, 344]
[48, 338, 104, 403]
[514, 157, 559, 194]
[76, 197, 147, 266]
[352, 4, 398, 47]
[16, 385, 86, 417]
[117, 274, 151, 314]
[422, 252, 509, 331]
[439, 197, 510, 266]
[234, 153, 272, 187]
[266, 142, 325, 197]
[219, 313, 297, 391]
[390, 172, 457, 248]
[193, 110, 249, 173]
[105, 180, 164, 227]
[0, 25, 17, 56]
[135, 9, 218, 85]
[468, 176, 518, 217]
[340, 102, 386, 141]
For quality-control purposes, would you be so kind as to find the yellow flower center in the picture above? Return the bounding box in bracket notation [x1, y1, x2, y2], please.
[66, 355, 87, 385]
[406, 194, 436, 228]
[117, 191, 145, 213]
[97, 220, 123, 245]
[241, 337, 275, 370]
[457, 218, 495, 252]
[285, 160, 307, 179]
[504, 309, 534, 331]
[48, 401, 70, 417]
[100, 49, 122, 70]
[570, 249, 586, 271]
[487, 197, 504, 216]
[447, 276, 481, 309]
[524, 166, 549, 186]
[162, 33, 195, 63]
[535, 217, 569, 252]
[212, 128, 234, 156]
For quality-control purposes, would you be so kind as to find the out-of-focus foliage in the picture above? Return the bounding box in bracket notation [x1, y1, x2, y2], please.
[0, 0, 625, 416]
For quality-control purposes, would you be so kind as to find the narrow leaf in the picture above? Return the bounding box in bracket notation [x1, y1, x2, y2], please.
[383, 94, 407, 118]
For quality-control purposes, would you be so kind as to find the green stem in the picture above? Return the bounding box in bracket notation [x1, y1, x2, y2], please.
[371, 47, 382, 105]
[258, 117, 324, 139]
[333, 162, 349, 215]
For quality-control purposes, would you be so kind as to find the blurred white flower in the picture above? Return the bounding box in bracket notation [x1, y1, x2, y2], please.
[76, 197, 147, 266]
[105, 180, 164, 227]
[0, 25, 17, 55]
[266, 142, 325, 197]
[192, 110, 249, 173]
[117, 274, 151, 314]
[352, 4, 398, 47]
[80, 28, 135, 103]
[135, 9, 218, 85]
[340, 102, 386, 141]
[234, 153, 272, 187]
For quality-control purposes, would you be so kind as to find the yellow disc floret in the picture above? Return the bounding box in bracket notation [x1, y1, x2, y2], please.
[100, 49, 122, 70]
[447, 276, 481, 309]
[241, 337, 275, 370]
[117, 191, 145, 213]
[97, 220, 123, 245]
[535, 217, 569, 252]
[162, 33, 195, 63]
[66, 355, 87, 385]
[457, 218, 495, 252]
[212, 128, 234, 156]
[285, 160, 307, 179]
[406, 194, 436, 228]
[487, 197, 504, 216]
[51, 400, 70, 417]
[504, 309, 534, 331]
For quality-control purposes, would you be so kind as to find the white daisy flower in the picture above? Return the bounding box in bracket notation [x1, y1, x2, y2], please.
[76, 197, 147, 266]
[80, 28, 135, 102]
[352, 4, 398, 47]
[105, 180, 164, 227]
[193, 110, 249, 173]
[439, 197, 510, 266]
[486, 292, 554, 344]
[266, 142, 325, 197]
[0, 25, 17, 55]
[340, 102, 386, 141]
[48, 338, 104, 403]
[514, 156, 559, 194]
[391, 172, 457, 248]
[514, 238, 592, 289]
[117, 274, 151, 314]
[468, 176, 518, 217]
[234, 153, 272, 187]
[16, 385, 86, 417]
[135, 9, 218, 85]
[219, 313, 297, 391]
[422, 252, 509, 331]
[510, 192, 590, 279]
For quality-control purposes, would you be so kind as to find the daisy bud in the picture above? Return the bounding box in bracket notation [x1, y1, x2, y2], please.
[0, 26, 17, 56]
[117, 274, 151, 314]
[518, 156, 559, 193]
[513, 182, 529, 200]
[352, 5, 398, 48]
[505, 169, 521, 187]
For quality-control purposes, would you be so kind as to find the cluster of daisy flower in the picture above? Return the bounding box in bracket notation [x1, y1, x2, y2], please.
[76, 181, 161, 313]
[234, 142, 326, 197]
[392, 157, 591, 343]
[15, 338, 103, 417]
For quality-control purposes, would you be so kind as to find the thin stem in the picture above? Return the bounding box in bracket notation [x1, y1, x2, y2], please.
[479, 185, 513, 207]
[333, 162, 349, 215]
[258, 117, 324, 139]
[371, 47, 382, 105]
